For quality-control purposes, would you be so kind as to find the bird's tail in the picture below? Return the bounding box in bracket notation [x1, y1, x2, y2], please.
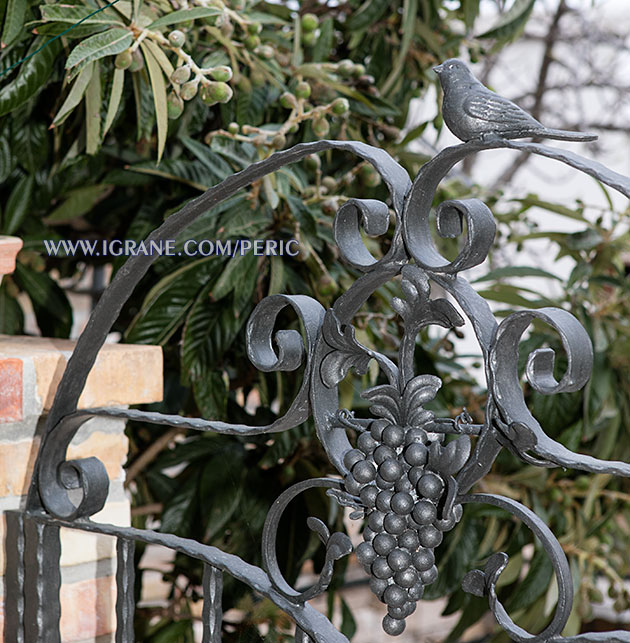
[535, 128, 598, 142]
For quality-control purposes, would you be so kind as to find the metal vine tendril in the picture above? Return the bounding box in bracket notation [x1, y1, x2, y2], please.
[28, 76, 630, 641]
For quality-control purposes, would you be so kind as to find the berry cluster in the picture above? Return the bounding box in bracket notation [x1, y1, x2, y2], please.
[344, 418, 461, 636]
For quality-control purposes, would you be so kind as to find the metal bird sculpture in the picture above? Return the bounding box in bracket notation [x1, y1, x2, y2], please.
[434, 59, 597, 143]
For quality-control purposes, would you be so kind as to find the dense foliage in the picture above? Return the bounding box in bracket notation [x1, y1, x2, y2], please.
[2, 0, 630, 640]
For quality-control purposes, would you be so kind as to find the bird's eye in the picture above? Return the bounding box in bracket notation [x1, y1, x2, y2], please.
[448, 64, 455, 69]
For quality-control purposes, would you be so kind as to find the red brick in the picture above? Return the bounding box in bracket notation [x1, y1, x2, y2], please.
[0, 358, 22, 423]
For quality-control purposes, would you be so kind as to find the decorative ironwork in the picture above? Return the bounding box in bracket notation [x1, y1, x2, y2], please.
[7, 60, 630, 641]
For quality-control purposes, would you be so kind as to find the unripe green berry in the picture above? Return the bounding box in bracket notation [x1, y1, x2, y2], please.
[271, 133, 286, 149]
[115, 49, 133, 70]
[228, 122, 240, 134]
[337, 59, 354, 76]
[247, 21, 262, 34]
[205, 81, 233, 103]
[244, 34, 260, 50]
[295, 81, 311, 99]
[302, 31, 316, 46]
[322, 176, 337, 191]
[257, 45, 274, 59]
[360, 164, 381, 187]
[331, 97, 349, 115]
[199, 87, 217, 106]
[167, 91, 184, 119]
[304, 154, 320, 171]
[128, 50, 144, 72]
[352, 63, 366, 77]
[171, 65, 191, 84]
[301, 13, 319, 32]
[168, 30, 186, 47]
[312, 116, 329, 138]
[180, 81, 198, 101]
[210, 65, 233, 82]
[318, 274, 336, 296]
[280, 92, 297, 109]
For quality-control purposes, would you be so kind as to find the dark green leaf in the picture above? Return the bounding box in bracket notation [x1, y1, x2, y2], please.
[13, 262, 72, 337]
[15, 123, 49, 172]
[45, 184, 111, 223]
[4, 174, 34, 235]
[345, 0, 388, 31]
[2, 0, 27, 46]
[0, 38, 62, 117]
[506, 546, 554, 611]
[477, 0, 535, 41]
[0, 281, 24, 334]
[125, 257, 222, 345]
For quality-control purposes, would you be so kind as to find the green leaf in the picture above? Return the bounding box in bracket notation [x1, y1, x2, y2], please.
[125, 257, 222, 345]
[85, 64, 101, 154]
[462, 0, 480, 29]
[312, 16, 333, 62]
[192, 370, 228, 420]
[211, 253, 257, 301]
[14, 123, 48, 172]
[40, 4, 122, 25]
[0, 38, 62, 117]
[140, 41, 167, 162]
[512, 195, 585, 221]
[473, 266, 562, 283]
[2, 0, 27, 46]
[66, 27, 133, 69]
[13, 262, 72, 337]
[180, 137, 232, 180]
[102, 67, 124, 138]
[339, 597, 357, 639]
[141, 38, 173, 78]
[53, 61, 94, 126]
[345, 0, 388, 31]
[147, 7, 221, 29]
[0, 280, 24, 334]
[506, 547, 554, 611]
[3, 174, 34, 235]
[477, 0, 535, 41]
[45, 184, 111, 223]
[0, 131, 12, 183]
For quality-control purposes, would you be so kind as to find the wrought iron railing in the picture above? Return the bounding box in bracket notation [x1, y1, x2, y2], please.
[6, 61, 630, 642]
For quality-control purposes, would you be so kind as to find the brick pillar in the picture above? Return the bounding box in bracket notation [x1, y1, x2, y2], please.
[0, 245, 163, 642]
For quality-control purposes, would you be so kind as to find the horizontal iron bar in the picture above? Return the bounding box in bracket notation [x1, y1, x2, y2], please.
[75, 407, 483, 435]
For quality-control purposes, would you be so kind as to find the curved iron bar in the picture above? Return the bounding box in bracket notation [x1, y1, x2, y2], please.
[460, 493, 573, 642]
[261, 478, 352, 602]
[21, 118, 630, 639]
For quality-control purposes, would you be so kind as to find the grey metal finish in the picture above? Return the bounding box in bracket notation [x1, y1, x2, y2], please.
[115, 539, 135, 643]
[6, 60, 630, 641]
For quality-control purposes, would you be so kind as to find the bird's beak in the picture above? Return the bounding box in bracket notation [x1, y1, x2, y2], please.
[433, 63, 444, 75]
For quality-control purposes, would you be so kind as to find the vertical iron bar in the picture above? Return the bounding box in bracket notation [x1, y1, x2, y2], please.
[23, 516, 61, 643]
[202, 563, 222, 643]
[115, 538, 135, 643]
[4, 511, 25, 643]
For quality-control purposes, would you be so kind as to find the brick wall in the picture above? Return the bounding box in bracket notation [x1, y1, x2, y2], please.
[1, 237, 164, 642]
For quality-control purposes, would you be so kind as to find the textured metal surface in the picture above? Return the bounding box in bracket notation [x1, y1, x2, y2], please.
[23, 519, 61, 642]
[116, 538, 135, 643]
[6, 60, 630, 641]
[4, 512, 25, 643]
[202, 564, 223, 643]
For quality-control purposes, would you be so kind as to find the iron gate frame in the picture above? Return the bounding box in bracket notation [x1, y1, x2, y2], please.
[5, 66, 630, 643]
